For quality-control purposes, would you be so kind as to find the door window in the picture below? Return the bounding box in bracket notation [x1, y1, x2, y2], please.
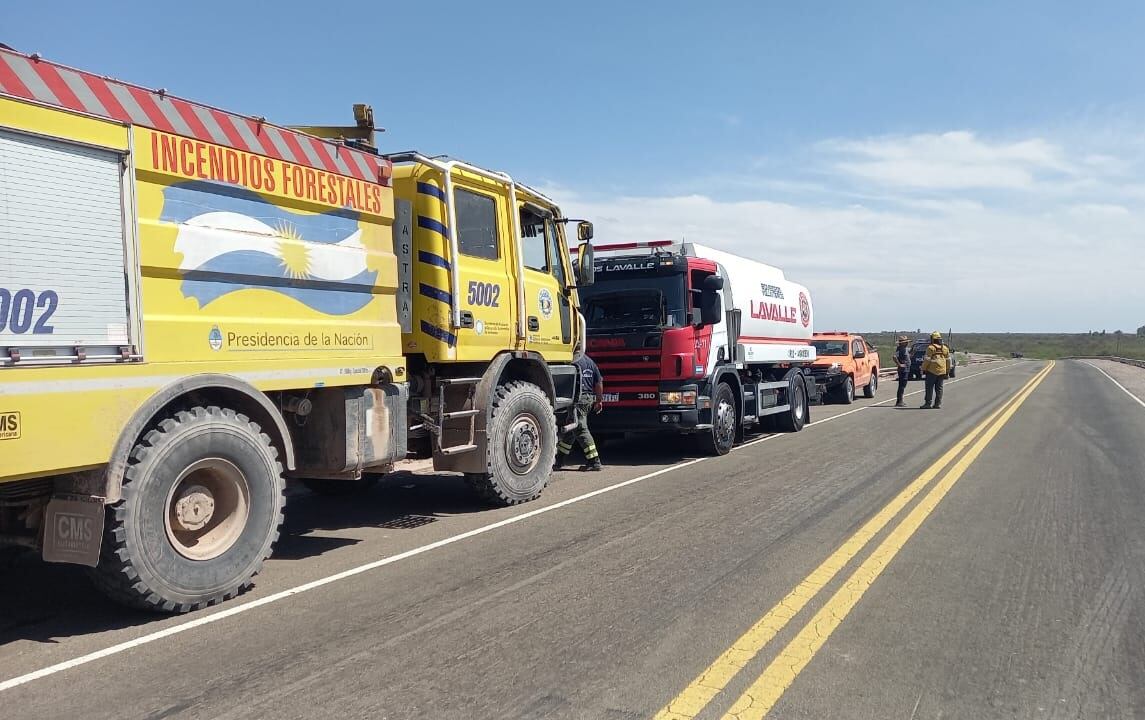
[455, 188, 499, 260]
[520, 206, 549, 272]
[520, 207, 568, 285]
[545, 220, 568, 286]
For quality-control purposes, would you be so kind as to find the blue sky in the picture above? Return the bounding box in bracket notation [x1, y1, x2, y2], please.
[5, 1, 1144, 331]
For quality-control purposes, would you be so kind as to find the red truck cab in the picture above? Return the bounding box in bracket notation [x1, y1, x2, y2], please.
[580, 243, 720, 430]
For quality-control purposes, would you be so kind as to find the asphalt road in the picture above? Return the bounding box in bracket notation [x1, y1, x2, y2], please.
[2, 359, 1143, 720]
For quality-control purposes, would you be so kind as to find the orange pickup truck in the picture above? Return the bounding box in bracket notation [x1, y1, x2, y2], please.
[809, 332, 881, 404]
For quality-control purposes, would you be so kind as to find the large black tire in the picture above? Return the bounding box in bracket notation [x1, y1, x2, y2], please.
[90, 406, 285, 613]
[467, 381, 556, 506]
[863, 371, 877, 399]
[698, 382, 737, 456]
[775, 375, 808, 432]
[301, 475, 380, 496]
[836, 375, 855, 405]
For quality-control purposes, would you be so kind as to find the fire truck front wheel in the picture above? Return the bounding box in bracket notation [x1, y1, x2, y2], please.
[467, 380, 556, 506]
[90, 406, 286, 613]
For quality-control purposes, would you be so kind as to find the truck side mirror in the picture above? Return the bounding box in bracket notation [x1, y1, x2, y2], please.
[575, 242, 595, 286]
[699, 292, 722, 326]
[703, 275, 724, 291]
[577, 221, 594, 242]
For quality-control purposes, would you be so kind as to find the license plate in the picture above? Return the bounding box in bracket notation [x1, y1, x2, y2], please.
[42, 497, 104, 567]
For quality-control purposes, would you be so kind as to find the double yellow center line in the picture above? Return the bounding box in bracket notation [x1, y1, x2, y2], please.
[655, 361, 1056, 720]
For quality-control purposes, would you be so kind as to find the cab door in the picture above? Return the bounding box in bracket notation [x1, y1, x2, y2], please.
[852, 337, 871, 380]
[518, 205, 572, 360]
[451, 180, 517, 361]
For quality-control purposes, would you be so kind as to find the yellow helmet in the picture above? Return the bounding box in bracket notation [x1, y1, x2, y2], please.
[930, 331, 942, 341]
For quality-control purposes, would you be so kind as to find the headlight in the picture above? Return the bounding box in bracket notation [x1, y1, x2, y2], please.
[829, 362, 842, 371]
[660, 390, 697, 406]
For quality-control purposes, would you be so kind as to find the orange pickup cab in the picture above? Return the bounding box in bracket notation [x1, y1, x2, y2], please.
[809, 332, 881, 404]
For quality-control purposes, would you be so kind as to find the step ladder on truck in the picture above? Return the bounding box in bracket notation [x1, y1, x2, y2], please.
[0, 46, 596, 612]
[576, 241, 820, 455]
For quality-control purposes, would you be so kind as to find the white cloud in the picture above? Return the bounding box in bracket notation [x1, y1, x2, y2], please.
[1065, 202, 1131, 217]
[819, 131, 1075, 190]
[552, 130, 1145, 332]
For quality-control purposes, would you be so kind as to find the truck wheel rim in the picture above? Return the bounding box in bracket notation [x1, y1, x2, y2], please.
[793, 385, 805, 421]
[715, 399, 736, 445]
[164, 458, 250, 561]
[506, 413, 542, 476]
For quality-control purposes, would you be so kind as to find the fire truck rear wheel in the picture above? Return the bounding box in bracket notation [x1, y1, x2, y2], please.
[468, 380, 555, 506]
[89, 406, 285, 613]
[698, 382, 737, 456]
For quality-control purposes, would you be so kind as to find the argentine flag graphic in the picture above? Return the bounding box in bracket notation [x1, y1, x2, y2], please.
[162, 181, 377, 315]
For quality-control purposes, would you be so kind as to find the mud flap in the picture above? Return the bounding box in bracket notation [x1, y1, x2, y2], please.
[42, 496, 104, 567]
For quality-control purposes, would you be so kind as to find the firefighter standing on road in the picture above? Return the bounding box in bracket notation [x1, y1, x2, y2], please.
[555, 352, 604, 471]
[920, 331, 951, 409]
[894, 335, 911, 407]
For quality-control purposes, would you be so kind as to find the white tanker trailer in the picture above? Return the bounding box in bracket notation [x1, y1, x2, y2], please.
[578, 241, 820, 455]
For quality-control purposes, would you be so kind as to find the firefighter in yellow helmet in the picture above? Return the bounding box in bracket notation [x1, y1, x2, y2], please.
[920, 331, 951, 409]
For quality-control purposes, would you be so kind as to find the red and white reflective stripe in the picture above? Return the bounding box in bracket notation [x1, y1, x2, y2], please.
[0, 48, 390, 185]
[739, 335, 815, 345]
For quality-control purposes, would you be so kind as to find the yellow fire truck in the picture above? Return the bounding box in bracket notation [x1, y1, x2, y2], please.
[0, 46, 594, 611]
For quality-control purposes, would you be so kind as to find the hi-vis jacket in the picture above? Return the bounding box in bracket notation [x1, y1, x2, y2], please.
[922, 343, 951, 376]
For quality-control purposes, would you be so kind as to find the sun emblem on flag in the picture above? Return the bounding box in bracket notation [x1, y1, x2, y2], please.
[275, 222, 312, 279]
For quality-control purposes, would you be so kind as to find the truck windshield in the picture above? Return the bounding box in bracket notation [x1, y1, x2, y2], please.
[581, 275, 688, 329]
[811, 340, 849, 356]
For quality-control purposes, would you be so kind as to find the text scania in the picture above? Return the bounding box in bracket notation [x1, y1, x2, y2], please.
[750, 300, 798, 323]
[149, 132, 383, 214]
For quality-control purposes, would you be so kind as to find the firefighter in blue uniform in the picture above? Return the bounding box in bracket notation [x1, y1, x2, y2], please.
[555, 352, 604, 471]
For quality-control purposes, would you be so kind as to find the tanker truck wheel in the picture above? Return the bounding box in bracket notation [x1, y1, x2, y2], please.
[698, 382, 737, 456]
[90, 406, 285, 612]
[775, 374, 808, 432]
[467, 381, 555, 506]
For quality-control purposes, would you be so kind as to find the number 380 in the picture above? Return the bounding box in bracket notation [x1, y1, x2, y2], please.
[0, 288, 59, 334]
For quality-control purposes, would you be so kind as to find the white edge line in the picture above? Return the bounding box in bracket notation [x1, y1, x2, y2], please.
[1084, 361, 1145, 409]
[0, 361, 1022, 692]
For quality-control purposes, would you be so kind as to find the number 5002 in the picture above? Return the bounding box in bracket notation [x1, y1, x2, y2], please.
[0, 288, 59, 334]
